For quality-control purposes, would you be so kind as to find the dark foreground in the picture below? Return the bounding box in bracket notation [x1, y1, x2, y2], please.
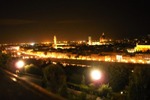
[0, 69, 64, 100]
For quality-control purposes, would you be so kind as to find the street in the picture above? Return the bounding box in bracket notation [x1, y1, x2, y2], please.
[0, 69, 65, 100]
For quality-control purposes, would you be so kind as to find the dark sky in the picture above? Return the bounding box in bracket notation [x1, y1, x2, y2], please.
[0, 0, 150, 43]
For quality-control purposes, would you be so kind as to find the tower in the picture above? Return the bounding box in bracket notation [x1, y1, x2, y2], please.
[88, 36, 92, 45]
[53, 35, 57, 49]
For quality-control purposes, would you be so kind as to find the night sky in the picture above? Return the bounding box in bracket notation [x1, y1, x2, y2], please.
[0, 0, 150, 43]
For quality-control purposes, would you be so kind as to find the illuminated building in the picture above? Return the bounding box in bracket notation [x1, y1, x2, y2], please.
[88, 33, 111, 45]
[88, 36, 92, 45]
[100, 33, 107, 43]
[127, 48, 135, 53]
[5, 46, 20, 51]
[116, 55, 122, 62]
[52, 35, 75, 49]
[134, 44, 150, 52]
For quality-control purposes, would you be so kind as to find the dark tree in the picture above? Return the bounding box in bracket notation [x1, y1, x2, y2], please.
[127, 66, 150, 100]
[108, 65, 130, 92]
[42, 63, 67, 97]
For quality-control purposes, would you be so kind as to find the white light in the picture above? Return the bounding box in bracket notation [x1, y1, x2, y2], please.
[120, 91, 123, 94]
[11, 77, 17, 82]
[116, 55, 122, 62]
[30, 43, 35, 46]
[91, 70, 102, 81]
[16, 60, 24, 69]
[17, 52, 21, 55]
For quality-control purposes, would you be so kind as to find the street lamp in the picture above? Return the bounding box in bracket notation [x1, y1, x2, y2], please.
[90, 69, 102, 97]
[15, 60, 25, 74]
[16, 60, 25, 69]
[91, 69, 102, 81]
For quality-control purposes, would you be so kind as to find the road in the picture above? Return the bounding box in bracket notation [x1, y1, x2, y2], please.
[0, 69, 65, 100]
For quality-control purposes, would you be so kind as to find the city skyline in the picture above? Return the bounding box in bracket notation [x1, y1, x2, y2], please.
[0, 1, 150, 43]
